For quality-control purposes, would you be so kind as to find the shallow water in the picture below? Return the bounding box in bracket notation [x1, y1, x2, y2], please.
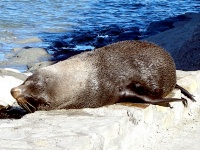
[0, 0, 199, 60]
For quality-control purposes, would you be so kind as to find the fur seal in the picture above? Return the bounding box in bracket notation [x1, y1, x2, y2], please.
[11, 40, 196, 113]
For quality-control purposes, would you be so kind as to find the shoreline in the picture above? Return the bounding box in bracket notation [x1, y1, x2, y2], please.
[0, 12, 199, 109]
[0, 12, 199, 72]
[0, 12, 200, 149]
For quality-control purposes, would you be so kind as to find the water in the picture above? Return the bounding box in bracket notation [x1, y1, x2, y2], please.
[0, 0, 199, 60]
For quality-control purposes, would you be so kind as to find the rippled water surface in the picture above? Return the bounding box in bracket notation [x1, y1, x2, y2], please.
[0, 0, 199, 59]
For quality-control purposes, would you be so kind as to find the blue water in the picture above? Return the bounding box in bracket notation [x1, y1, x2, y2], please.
[0, 0, 199, 60]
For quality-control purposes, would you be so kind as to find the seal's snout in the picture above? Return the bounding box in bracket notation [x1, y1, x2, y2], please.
[11, 87, 22, 99]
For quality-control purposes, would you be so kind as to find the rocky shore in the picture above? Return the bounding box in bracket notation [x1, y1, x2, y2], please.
[0, 12, 199, 72]
[0, 12, 199, 149]
[0, 69, 200, 149]
[145, 12, 200, 71]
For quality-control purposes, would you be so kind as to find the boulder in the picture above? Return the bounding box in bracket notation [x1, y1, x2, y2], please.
[0, 69, 199, 149]
[0, 47, 51, 71]
[145, 12, 200, 70]
[0, 68, 29, 107]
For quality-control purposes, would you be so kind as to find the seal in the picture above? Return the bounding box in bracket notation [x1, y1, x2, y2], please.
[11, 40, 196, 113]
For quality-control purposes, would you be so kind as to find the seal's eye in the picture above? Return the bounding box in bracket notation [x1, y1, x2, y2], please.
[45, 76, 50, 79]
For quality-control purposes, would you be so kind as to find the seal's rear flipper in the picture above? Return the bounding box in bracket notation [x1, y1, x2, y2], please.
[175, 84, 196, 102]
[143, 97, 188, 107]
[119, 88, 188, 107]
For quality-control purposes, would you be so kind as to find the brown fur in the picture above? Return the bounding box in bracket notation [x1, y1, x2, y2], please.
[11, 40, 195, 113]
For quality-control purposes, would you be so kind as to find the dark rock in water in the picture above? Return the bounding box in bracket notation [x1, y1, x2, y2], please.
[94, 26, 140, 47]
[71, 31, 97, 44]
[49, 40, 74, 52]
[115, 27, 140, 41]
[124, 26, 140, 32]
[173, 29, 200, 70]
[43, 13, 196, 65]
[167, 14, 190, 23]
[144, 13, 191, 37]
[115, 31, 139, 41]
[0, 106, 28, 119]
[47, 24, 140, 53]
[44, 24, 141, 61]
[145, 12, 200, 71]
[94, 36, 106, 48]
[145, 20, 174, 36]
[53, 41, 68, 49]
[100, 24, 124, 36]
[94, 36, 113, 48]
[52, 50, 87, 61]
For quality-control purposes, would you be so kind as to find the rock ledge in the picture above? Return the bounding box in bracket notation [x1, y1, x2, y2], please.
[0, 70, 199, 149]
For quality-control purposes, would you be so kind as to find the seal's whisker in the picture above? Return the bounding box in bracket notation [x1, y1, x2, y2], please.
[18, 102, 24, 109]
[20, 102, 32, 113]
[26, 101, 36, 109]
[24, 102, 36, 113]
[20, 102, 29, 112]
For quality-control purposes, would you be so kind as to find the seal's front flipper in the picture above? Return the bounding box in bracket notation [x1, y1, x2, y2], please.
[0, 106, 28, 119]
[175, 84, 196, 102]
[119, 88, 188, 107]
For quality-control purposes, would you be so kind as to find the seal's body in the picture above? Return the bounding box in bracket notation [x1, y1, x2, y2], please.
[11, 41, 195, 112]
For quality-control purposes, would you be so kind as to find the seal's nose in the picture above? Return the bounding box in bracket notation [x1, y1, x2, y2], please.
[11, 87, 22, 99]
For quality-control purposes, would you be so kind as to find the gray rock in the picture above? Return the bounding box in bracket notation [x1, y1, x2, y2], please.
[14, 37, 42, 44]
[0, 68, 29, 107]
[145, 12, 200, 70]
[0, 70, 200, 149]
[27, 61, 55, 72]
[0, 47, 51, 71]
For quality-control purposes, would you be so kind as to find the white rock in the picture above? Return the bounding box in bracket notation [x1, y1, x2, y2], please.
[0, 75, 24, 107]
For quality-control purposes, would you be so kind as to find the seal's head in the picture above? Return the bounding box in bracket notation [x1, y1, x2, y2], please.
[11, 72, 50, 112]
